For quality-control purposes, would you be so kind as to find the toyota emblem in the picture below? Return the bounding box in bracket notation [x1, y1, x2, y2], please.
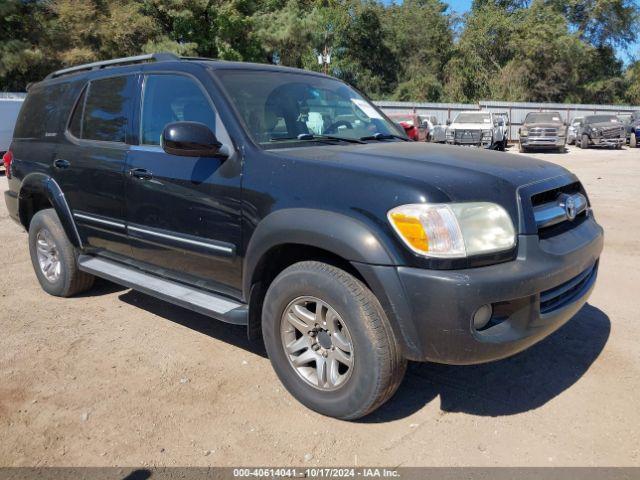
[565, 197, 577, 220]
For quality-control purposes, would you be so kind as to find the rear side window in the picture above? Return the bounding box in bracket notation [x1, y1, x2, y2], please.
[140, 74, 216, 145]
[13, 83, 69, 139]
[82, 76, 135, 142]
[67, 75, 135, 143]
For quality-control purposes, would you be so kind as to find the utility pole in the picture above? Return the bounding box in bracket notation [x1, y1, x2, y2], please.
[317, 45, 331, 75]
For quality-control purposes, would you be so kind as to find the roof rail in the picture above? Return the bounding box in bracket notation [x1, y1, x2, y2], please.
[45, 52, 179, 80]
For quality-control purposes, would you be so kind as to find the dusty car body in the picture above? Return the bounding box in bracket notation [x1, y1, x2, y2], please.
[445, 111, 508, 150]
[567, 117, 583, 145]
[576, 115, 625, 149]
[519, 112, 567, 153]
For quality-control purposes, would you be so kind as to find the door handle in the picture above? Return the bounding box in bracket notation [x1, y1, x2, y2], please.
[129, 168, 153, 180]
[53, 158, 70, 170]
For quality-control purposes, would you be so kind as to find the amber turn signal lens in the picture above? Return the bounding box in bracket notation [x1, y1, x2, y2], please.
[389, 212, 428, 252]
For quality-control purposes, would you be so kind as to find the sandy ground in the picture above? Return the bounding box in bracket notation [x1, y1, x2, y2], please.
[0, 145, 639, 467]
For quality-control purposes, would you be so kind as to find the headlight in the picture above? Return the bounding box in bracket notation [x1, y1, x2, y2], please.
[388, 203, 516, 258]
[520, 129, 528, 137]
[446, 129, 454, 138]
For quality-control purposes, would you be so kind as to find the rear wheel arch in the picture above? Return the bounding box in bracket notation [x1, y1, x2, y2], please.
[19, 173, 82, 248]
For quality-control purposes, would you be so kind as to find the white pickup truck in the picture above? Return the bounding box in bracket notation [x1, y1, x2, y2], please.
[446, 111, 509, 150]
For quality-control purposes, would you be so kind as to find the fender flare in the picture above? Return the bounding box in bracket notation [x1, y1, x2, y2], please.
[19, 172, 82, 248]
[243, 208, 400, 297]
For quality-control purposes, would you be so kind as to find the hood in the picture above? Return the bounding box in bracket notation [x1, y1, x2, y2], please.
[272, 141, 571, 210]
[448, 122, 492, 130]
[588, 121, 623, 129]
[524, 122, 564, 129]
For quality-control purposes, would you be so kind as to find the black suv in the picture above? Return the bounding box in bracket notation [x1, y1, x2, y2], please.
[4, 54, 603, 419]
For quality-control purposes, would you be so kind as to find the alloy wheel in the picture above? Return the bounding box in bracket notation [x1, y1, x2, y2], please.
[36, 228, 61, 282]
[280, 296, 354, 391]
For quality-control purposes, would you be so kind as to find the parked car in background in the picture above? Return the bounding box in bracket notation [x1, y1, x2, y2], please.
[4, 53, 604, 420]
[386, 112, 426, 141]
[518, 111, 566, 153]
[423, 115, 447, 143]
[623, 111, 640, 148]
[446, 111, 508, 150]
[576, 114, 625, 149]
[567, 117, 583, 145]
[1, 97, 24, 174]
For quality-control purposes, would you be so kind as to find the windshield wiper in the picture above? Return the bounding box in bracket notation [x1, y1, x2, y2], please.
[359, 132, 409, 141]
[270, 133, 366, 144]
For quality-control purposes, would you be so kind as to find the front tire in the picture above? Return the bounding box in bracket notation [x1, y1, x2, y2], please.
[28, 209, 94, 297]
[580, 134, 590, 149]
[262, 261, 406, 420]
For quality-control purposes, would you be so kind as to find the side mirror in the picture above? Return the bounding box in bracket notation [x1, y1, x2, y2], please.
[161, 121, 226, 158]
[446, 119, 451, 126]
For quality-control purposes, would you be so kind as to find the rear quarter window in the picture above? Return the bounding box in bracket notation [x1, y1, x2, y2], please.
[13, 83, 69, 139]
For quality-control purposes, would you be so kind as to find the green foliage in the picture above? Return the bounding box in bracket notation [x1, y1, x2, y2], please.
[0, 0, 638, 106]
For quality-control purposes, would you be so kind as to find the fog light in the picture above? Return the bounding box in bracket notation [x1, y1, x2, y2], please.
[473, 304, 493, 330]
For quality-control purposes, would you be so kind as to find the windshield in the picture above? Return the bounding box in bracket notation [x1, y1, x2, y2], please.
[525, 112, 563, 123]
[585, 115, 619, 124]
[215, 70, 402, 146]
[453, 113, 491, 124]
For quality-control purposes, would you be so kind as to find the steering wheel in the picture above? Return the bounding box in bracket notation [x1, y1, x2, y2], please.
[324, 120, 353, 134]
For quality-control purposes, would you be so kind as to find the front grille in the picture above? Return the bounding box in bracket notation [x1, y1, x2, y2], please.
[529, 127, 558, 137]
[454, 129, 482, 145]
[601, 127, 622, 139]
[530, 182, 589, 238]
[540, 262, 598, 314]
[531, 182, 582, 207]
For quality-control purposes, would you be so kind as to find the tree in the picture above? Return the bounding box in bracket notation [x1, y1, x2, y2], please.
[443, 2, 518, 101]
[385, 0, 453, 101]
[493, 1, 587, 102]
[549, 0, 640, 48]
[624, 61, 640, 105]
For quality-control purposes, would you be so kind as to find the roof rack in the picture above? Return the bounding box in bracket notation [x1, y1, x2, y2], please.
[45, 52, 179, 80]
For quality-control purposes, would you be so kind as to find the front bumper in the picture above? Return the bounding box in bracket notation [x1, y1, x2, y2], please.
[356, 216, 603, 364]
[520, 136, 565, 148]
[592, 137, 624, 146]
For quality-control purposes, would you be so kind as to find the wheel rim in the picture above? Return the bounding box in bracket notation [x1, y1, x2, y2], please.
[280, 296, 354, 391]
[36, 228, 61, 282]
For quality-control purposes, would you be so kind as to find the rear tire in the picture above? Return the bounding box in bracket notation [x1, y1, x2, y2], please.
[580, 134, 590, 149]
[28, 209, 94, 297]
[262, 261, 406, 420]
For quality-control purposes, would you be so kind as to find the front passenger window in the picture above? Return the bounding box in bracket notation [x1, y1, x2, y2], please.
[141, 74, 217, 145]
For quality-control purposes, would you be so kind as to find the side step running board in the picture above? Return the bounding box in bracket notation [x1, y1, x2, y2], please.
[78, 255, 248, 325]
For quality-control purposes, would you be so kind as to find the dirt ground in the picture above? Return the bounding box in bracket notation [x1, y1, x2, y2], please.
[1, 145, 639, 467]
